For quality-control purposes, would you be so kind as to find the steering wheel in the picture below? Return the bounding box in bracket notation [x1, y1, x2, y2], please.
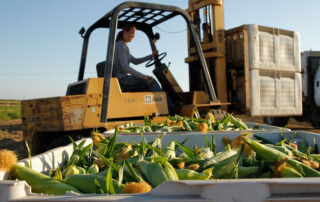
[145, 52, 167, 68]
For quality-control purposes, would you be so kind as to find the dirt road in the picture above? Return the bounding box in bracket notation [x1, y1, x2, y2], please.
[0, 118, 319, 160]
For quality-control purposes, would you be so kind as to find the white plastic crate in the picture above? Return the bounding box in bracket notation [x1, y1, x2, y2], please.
[246, 24, 302, 116]
[250, 70, 302, 116]
[226, 24, 302, 117]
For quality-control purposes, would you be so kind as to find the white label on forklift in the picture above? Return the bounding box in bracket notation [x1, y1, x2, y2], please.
[144, 95, 163, 104]
[92, 106, 96, 113]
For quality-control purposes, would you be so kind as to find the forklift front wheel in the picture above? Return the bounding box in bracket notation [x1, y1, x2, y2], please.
[263, 117, 289, 127]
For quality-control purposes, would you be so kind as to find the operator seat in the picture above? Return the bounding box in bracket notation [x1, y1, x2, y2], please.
[96, 61, 147, 92]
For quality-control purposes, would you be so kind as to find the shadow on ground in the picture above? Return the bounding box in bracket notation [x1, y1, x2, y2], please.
[0, 124, 22, 132]
[0, 138, 27, 159]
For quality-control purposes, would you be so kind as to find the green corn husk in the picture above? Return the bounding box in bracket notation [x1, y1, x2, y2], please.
[259, 171, 272, 178]
[64, 165, 86, 178]
[275, 140, 307, 158]
[97, 168, 109, 176]
[265, 144, 293, 156]
[280, 166, 303, 178]
[144, 126, 153, 132]
[163, 141, 176, 159]
[229, 115, 248, 130]
[183, 120, 192, 131]
[210, 154, 240, 179]
[11, 164, 81, 195]
[87, 163, 99, 174]
[64, 174, 124, 194]
[188, 121, 200, 130]
[286, 158, 320, 177]
[243, 137, 320, 177]
[197, 148, 214, 160]
[238, 166, 260, 178]
[285, 144, 307, 158]
[242, 137, 289, 162]
[175, 169, 211, 180]
[202, 148, 238, 169]
[136, 160, 170, 188]
[163, 161, 179, 180]
[310, 154, 320, 161]
[53, 167, 63, 181]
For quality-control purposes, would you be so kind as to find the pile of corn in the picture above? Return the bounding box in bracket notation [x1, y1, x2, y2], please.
[3, 130, 320, 195]
[118, 112, 249, 133]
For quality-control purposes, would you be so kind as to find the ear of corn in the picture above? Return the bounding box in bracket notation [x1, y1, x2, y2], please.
[183, 120, 192, 131]
[53, 167, 63, 181]
[265, 144, 293, 156]
[211, 153, 239, 179]
[286, 158, 320, 177]
[242, 137, 288, 163]
[163, 141, 176, 159]
[197, 148, 214, 160]
[229, 115, 248, 130]
[279, 166, 303, 178]
[124, 159, 145, 183]
[237, 166, 259, 178]
[163, 161, 179, 180]
[284, 143, 308, 158]
[136, 160, 170, 188]
[87, 163, 99, 174]
[64, 165, 86, 178]
[11, 164, 81, 195]
[64, 174, 124, 194]
[175, 169, 211, 180]
[243, 137, 320, 177]
[203, 149, 238, 170]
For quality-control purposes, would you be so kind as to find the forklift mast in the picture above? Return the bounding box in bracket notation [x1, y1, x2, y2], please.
[185, 0, 227, 110]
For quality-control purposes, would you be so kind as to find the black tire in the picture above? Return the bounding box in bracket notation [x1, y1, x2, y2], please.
[209, 109, 228, 121]
[46, 134, 84, 151]
[263, 117, 289, 127]
[294, 115, 306, 122]
[311, 109, 320, 129]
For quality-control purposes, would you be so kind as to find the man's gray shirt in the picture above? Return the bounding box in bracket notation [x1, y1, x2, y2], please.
[113, 40, 152, 80]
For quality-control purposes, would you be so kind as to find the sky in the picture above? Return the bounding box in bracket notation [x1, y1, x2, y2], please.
[1, 0, 320, 100]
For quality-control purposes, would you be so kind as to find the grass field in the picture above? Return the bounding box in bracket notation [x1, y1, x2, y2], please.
[0, 100, 20, 105]
[0, 100, 21, 121]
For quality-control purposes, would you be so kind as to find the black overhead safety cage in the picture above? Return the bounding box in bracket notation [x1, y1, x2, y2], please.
[77, 1, 217, 123]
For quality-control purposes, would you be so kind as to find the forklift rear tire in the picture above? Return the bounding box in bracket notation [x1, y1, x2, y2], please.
[263, 117, 289, 127]
[46, 134, 84, 151]
[311, 109, 320, 129]
[209, 109, 228, 121]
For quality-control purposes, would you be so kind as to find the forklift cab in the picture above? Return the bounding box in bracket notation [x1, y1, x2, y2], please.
[75, 1, 219, 123]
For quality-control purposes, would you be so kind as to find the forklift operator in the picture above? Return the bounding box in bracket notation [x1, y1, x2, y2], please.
[113, 24, 161, 92]
[113, 24, 174, 112]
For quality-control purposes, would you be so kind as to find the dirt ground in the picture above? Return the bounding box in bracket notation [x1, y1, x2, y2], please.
[0, 119, 27, 159]
[1, 118, 320, 160]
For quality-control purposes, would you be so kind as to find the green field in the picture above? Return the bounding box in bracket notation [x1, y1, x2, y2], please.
[0, 100, 21, 121]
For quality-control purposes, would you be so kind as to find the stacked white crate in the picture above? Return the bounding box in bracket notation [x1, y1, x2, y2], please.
[247, 24, 302, 116]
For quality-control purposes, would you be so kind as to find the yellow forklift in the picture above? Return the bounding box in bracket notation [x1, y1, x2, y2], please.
[22, 1, 226, 155]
